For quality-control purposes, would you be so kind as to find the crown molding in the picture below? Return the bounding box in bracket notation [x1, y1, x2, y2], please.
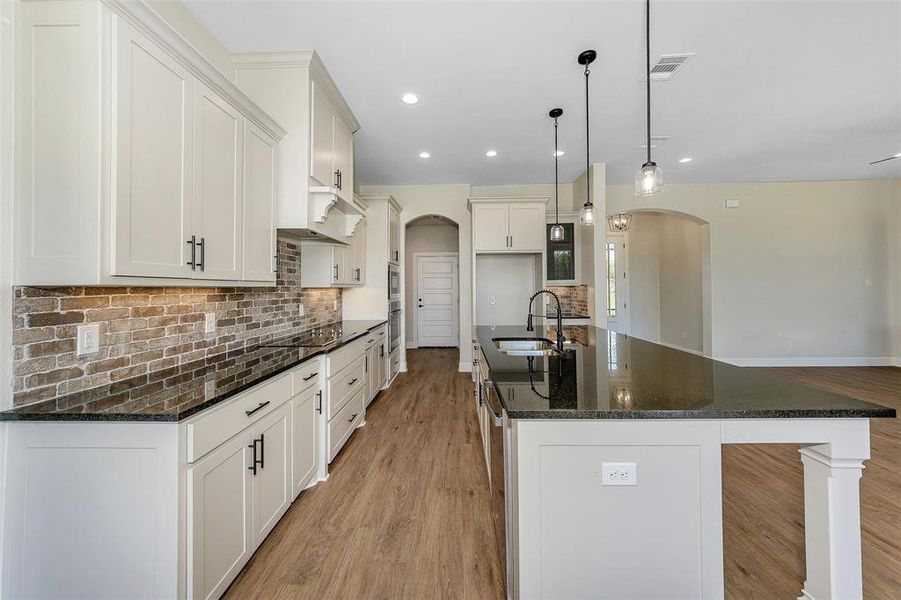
[101, 0, 286, 140]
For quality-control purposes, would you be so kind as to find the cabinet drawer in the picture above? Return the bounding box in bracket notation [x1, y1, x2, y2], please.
[291, 358, 322, 393]
[374, 326, 386, 341]
[326, 336, 366, 376]
[328, 386, 365, 462]
[361, 330, 379, 349]
[327, 357, 365, 419]
[186, 372, 292, 463]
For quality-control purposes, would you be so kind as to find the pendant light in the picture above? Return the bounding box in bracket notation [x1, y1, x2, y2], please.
[578, 49, 596, 225]
[635, 0, 663, 196]
[607, 213, 632, 232]
[549, 108, 565, 241]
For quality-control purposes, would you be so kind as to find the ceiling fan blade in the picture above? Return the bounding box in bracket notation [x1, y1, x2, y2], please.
[869, 156, 900, 165]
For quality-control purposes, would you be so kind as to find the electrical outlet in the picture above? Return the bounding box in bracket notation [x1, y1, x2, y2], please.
[601, 462, 638, 486]
[333, 300, 338, 311]
[204, 313, 216, 335]
[76, 323, 100, 356]
[204, 378, 216, 399]
[725, 198, 740, 208]
[298, 302, 305, 317]
[489, 296, 497, 305]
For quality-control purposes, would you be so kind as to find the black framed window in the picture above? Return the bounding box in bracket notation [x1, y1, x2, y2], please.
[546, 223, 575, 281]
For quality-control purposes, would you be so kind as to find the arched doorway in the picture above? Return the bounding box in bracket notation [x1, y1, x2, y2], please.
[405, 215, 460, 348]
[608, 210, 712, 355]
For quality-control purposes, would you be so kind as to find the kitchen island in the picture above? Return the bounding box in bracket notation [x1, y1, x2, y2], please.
[473, 324, 895, 600]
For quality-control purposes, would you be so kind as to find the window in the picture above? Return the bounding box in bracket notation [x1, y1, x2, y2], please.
[606, 241, 616, 317]
[546, 223, 575, 281]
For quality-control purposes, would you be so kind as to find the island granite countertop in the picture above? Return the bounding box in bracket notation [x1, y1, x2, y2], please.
[476, 325, 896, 420]
[0, 320, 387, 422]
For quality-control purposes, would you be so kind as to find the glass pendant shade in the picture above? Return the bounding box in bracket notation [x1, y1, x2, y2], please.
[607, 213, 632, 232]
[580, 203, 595, 225]
[550, 223, 565, 241]
[635, 161, 663, 197]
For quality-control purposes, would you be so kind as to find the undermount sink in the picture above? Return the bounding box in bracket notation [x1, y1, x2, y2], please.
[493, 338, 561, 356]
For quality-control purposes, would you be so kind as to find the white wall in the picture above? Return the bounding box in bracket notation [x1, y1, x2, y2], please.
[609, 179, 898, 364]
[891, 178, 901, 365]
[404, 221, 458, 345]
[359, 184, 473, 371]
[628, 214, 662, 342]
[474, 255, 539, 326]
[627, 213, 705, 353]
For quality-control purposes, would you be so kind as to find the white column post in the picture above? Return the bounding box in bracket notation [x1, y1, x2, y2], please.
[797, 443, 866, 600]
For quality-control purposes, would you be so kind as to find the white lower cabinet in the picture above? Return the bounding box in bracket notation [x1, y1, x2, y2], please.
[0, 329, 391, 600]
[188, 430, 254, 600]
[291, 382, 320, 499]
[251, 403, 292, 544]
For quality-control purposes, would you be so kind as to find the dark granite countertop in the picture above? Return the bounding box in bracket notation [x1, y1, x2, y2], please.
[0, 320, 387, 422]
[476, 325, 896, 420]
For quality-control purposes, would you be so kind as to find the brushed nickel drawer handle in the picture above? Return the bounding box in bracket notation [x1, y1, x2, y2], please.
[302, 372, 318, 381]
[245, 401, 270, 417]
[348, 412, 358, 423]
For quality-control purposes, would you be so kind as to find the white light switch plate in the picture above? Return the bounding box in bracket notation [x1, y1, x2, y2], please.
[204, 313, 216, 335]
[601, 462, 638, 486]
[76, 323, 100, 356]
[725, 198, 740, 208]
[298, 302, 305, 316]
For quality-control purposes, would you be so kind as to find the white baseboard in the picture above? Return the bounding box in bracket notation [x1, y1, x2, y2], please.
[656, 340, 706, 356]
[458, 362, 471, 373]
[406, 341, 417, 349]
[721, 356, 896, 368]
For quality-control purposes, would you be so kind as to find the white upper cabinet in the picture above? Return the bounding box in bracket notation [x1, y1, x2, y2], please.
[193, 83, 244, 281]
[349, 220, 366, 284]
[15, 0, 285, 287]
[332, 110, 354, 203]
[472, 204, 509, 251]
[471, 198, 549, 252]
[242, 123, 278, 282]
[508, 203, 547, 251]
[310, 83, 336, 189]
[111, 18, 194, 279]
[388, 202, 401, 264]
[233, 52, 361, 244]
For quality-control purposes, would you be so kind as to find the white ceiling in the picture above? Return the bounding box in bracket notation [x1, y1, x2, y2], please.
[185, 1, 901, 186]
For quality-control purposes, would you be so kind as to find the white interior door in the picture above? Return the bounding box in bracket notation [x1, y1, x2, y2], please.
[605, 234, 629, 333]
[416, 254, 459, 347]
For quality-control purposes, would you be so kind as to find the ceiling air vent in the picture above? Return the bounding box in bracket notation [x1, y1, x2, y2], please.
[649, 53, 694, 81]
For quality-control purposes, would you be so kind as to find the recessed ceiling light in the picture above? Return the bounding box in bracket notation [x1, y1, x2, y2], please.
[485, 150, 498, 158]
[553, 150, 565, 157]
[678, 157, 693, 163]
[418, 151, 430, 159]
[401, 93, 418, 104]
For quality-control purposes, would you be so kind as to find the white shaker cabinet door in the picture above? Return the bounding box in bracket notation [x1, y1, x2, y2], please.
[111, 19, 193, 278]
[350, 220, 366, 284]
[187, 433, 253, 600]
[332, 113, 354, 202]
[310, 81, 335, 188]
[292, 385, 320, 499]
[251, 402, 292, 546]
[193, 83, 244, 281]
[508, 203, 546, 251]
[472, 204, 509, 251]
[242, 122, 278, 282]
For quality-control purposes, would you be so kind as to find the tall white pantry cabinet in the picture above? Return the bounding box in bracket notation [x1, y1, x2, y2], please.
[15, 0, 285, 287]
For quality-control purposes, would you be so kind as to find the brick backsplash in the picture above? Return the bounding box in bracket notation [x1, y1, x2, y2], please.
[11, 240, 341, 406]
[547, 285, 589, 316]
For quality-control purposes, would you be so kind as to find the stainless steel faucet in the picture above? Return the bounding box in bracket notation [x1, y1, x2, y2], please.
[526, 289, 565, 352]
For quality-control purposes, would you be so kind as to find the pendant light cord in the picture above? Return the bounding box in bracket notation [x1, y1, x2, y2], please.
[554, 115, 560, 223]
[584, 62, 591, 205]
[645, 0, 652, 165]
